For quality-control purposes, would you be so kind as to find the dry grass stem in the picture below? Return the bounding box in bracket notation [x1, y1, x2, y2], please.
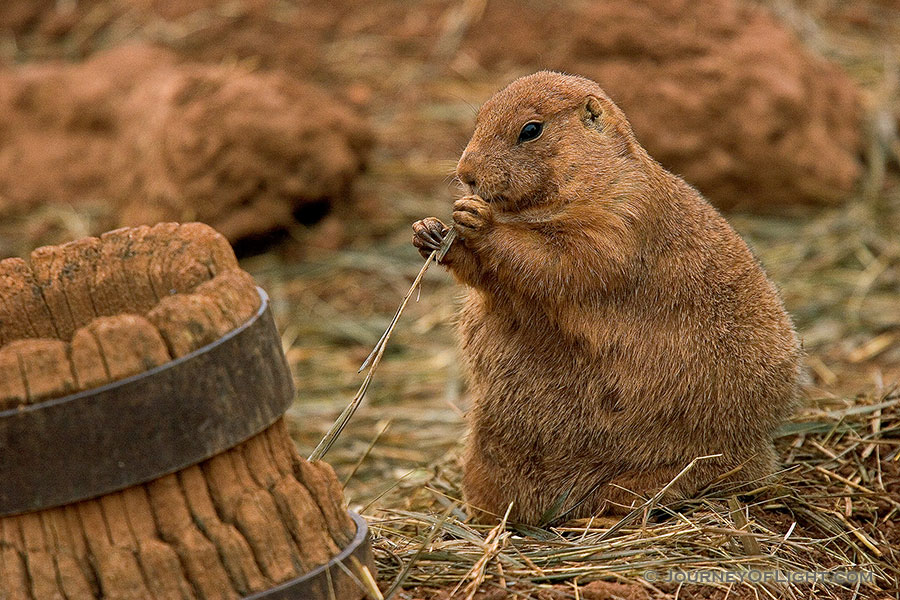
[309, 231, 457, 461]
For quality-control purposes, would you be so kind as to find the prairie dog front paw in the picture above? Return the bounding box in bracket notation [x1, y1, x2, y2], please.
[412, 217, 449, 259]
[452, 195, 492, 240]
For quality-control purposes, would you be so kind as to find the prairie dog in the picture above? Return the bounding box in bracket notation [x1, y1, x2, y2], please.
[412, 71, 801, 525]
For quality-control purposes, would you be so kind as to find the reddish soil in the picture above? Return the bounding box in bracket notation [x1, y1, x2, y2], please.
[470, 0, 864, 210]
[0, 0, 867, 256]
[0, 43, 372, 245]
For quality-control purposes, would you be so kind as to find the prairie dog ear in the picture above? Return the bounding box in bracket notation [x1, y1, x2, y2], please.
[581, 94, 638, 153]
[583, 95, 605, 125]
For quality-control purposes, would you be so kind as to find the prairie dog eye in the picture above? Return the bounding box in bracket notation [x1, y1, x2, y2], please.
[517, 121, 543, 143]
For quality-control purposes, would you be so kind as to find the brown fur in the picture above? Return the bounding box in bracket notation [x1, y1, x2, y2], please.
[412, 71, 801, 525]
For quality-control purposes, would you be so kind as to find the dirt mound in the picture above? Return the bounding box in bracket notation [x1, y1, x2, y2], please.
[460, 0, 864, 210]
[115, 49, 372, 241]
[2, 0, 863, 214]
[0, 223, 364, 598]
[0, 44, 372, 244]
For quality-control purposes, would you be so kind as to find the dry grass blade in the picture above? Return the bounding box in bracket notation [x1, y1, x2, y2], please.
[455, 502, 514, 599]
[383, 503, 457, 599]
[351, 560, 385, 600]
[309, 231, 457, 461]
[728, 496, 762, 556]
[343, 419, 392, 489]
[358, 229, 458, 373]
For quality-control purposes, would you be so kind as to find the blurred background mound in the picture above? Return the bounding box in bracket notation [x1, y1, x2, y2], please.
[0, 0, 877, 257]
[0, 42, 372, 254]
[113, 47, 373, 243]
[463, 0, 865, 210]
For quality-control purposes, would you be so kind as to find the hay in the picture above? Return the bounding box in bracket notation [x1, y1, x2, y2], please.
[361, 389, 898, 599]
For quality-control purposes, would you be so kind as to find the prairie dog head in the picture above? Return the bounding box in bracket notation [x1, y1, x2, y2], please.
[456, 71, 645, 212]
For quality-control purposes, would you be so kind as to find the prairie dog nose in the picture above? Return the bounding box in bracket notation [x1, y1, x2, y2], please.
[456, 151, 478, 188]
